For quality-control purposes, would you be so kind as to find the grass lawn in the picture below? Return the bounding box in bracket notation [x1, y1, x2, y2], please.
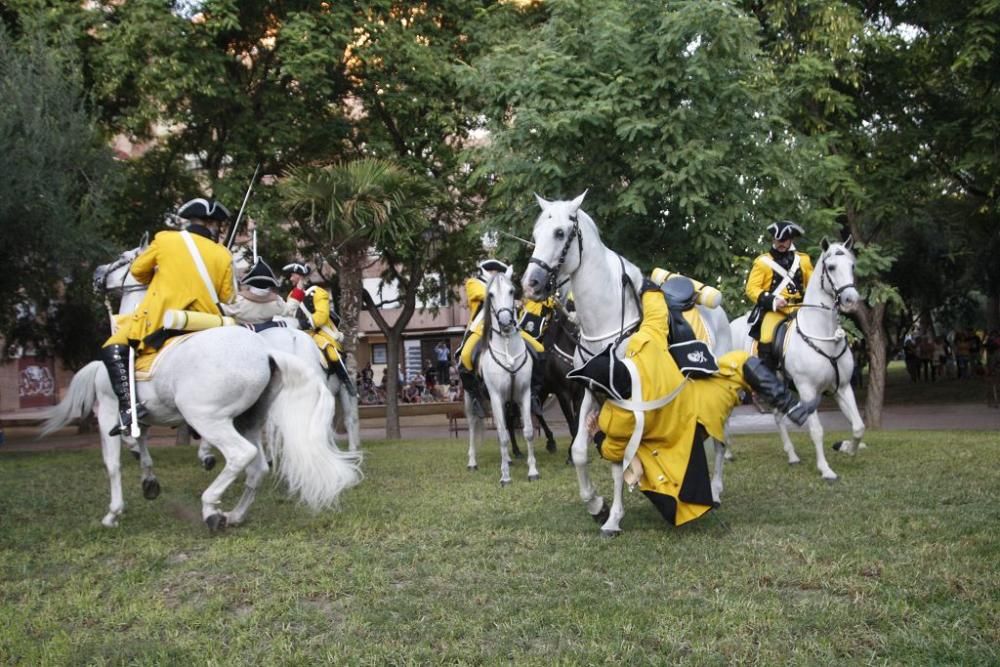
[1, 430, 998, 665]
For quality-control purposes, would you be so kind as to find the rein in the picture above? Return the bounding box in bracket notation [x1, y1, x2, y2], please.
[528, 211, 583, 297]
[483, 276, 529, 400]
[792, 248, 855, 388]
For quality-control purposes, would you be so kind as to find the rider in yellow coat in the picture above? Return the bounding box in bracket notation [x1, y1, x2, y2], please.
[457, 259, 544, 417]
[569, 281, 817, 527]
[745, 220, 814, 370]
[283, 263, 355, 395]
[101, 197, 236, 436]
[518, 294, 558, 416]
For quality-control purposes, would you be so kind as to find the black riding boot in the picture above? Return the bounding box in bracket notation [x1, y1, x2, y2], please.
[100, 344, 148, 436]
[530, 351, 546, 416]
[757, 342, 777, 372]
[330, 358, 357, 397]
[742, 357, 819, 427]
[458, 367, 487, 418]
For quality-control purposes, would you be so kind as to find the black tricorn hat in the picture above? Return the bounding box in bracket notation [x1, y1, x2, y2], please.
[767, 220, 804, 240]
[282, 262, 310, 276]
[478, 259, 510, 274]
[241, 259, 279, 289]
[177, 197, 231, 222]
[566, 344, 632, 401]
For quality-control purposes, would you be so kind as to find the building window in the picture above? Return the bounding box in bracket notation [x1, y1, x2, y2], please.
[371, 343, 387, 365]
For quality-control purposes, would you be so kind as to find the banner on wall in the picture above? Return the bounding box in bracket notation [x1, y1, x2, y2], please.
[18, 356, 57, 409]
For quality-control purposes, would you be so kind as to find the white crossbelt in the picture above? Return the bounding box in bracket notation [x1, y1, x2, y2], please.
[180, 231, 220, 308]
[761, 254, 801, 304]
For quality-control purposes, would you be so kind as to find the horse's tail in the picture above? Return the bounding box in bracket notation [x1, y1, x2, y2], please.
[264, 351, 363, 511]
[39, 361, 102, 436]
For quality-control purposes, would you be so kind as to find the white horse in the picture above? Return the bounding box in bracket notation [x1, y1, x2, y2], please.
[730, 239, 864, 480]
[94, 245, 361, 457]
[40, 326, 363, 530]
[465, 270, 540, 485]
[521, 192, 734, 535]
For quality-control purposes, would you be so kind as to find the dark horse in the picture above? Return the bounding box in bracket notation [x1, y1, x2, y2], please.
[509, 305, 583, 462]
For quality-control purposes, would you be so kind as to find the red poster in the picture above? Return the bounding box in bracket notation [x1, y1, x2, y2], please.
[18, 356, 57, 408]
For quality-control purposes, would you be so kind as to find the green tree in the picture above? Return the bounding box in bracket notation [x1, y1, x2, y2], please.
[0, 27, 119, 359]
[280, 158, 476, 438]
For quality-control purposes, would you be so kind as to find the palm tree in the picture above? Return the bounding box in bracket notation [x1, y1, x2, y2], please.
[279, 157, 429, 437]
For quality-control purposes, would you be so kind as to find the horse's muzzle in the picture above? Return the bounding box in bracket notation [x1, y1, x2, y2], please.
[521, 265, 551, 300]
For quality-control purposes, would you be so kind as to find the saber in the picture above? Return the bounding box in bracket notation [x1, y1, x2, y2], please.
[252, 229, 258, 264]
[128, 346, 141, 439]
[226, 162, 261, 249]
[498, 230, 535, 247]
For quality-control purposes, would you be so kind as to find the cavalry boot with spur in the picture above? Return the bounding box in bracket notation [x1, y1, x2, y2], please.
[330, 358, 357, 397]
[458, 367, 487, 418]
[742, 357, 820, 427]
[530, 351, 546, 416]
[100, 344, 148, 436]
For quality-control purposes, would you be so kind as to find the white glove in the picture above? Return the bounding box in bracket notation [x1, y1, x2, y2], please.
[332, 330, 345, 343]
[567, 310, 579, 324]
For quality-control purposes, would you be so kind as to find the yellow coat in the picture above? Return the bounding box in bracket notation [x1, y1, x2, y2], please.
[596, 289, 707, 526]
[518, 297, 556, 341]
[745, 249, 814, 317]
[106, 228, 235, 351]
[295, 286, 342, 363]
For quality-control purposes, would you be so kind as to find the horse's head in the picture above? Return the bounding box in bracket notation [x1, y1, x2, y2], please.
[93, 244, 144, 294]
[522, 191, 589, 301]
[486, 269, 518, 337]
[818, 238, 860, 312]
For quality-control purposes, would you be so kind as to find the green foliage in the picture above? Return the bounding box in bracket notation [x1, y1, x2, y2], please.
[0, 27, 119, 345]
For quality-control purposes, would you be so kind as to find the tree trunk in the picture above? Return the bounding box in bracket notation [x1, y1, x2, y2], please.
[384, 330, 403, 439]
[337, 245, 366, 382]
[856, 301, 888, 429]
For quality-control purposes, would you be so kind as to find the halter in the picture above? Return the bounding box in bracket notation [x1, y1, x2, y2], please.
[483, 274, 529, 385]
[793, 247, 856, 388]
[528, 211, 583, 297]
[95, 250, 147, 330]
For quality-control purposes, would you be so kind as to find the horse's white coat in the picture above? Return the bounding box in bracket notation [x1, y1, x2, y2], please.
[521, 193, 733, 534]
[730, 240, 865, 480]
[466, 271, 539, 484]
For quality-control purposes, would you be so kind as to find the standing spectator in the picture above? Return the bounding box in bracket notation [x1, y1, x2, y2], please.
[903, 335, 920, 383]
[954, 330, 972, 379]
[434, 342, 452, 395]
[933, 336, 950, 380]
[918, 335, 936, 382]
[423, 358, 437, 398]
[970, 330, 984, 376]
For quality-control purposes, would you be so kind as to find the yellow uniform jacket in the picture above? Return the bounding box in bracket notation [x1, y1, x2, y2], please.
[745, 248, 814, 343]
[294, 285, 342, 363]
[518, 297, 556, 342]
[459, 277, 542, 370]
[106, 228, 235, 352]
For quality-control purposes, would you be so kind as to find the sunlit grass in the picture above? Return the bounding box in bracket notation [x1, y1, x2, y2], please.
[1, 431, 997, 664]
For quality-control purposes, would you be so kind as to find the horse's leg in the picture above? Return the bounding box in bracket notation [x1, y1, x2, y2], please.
[340, 385, 361, 452]
[536, 413, 557, 454]
[225, 439, 268, 527]
[197, 438, 216, 471]
[805, 408, 838, 481]
[507, 402, 523, 460]
[723, 418, 735, 462]
[572, 392, 606, 520]
[465, 395, 480, 471]
[95, 404, 127, 528]
[831, 385, 866, 455]
[134, 432, 161, 500]
[520, 389, 539, 481]
[600, 463, 626, 537]
[191, 420, 259, 530]
[490, 392, 514, 487]
[775, 411, 802, 465]
[710, 438, 725, 505]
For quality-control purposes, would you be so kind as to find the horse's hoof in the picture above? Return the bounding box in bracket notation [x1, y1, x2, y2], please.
[788, 460, 801, 466]
[545, 439, 557, 454]
[591, 500, 611, 525]
[500, 480, 511, 487]
[205, 513, 227, 533]
[600, 528, 622, 538]
[832, 440, 843, 451]
[201, 455, 216, 471]
[141, 478, 161, 500]
[528, 474, 540, 482]
[467, 465, 478, 472]
[512, 451, 524, 460]
[824, 476, 840, 484]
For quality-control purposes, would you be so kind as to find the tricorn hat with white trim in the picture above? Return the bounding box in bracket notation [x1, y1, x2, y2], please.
[767, 220, 804, 240]
[478, 258, 510, 276]
[282, 262, 310, 276]
[177, 198, 231, 222]
[240, 259, 279, 289]
[566, 344, 632, 401]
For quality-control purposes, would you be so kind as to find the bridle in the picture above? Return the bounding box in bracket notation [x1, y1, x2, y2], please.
[483, 274, 529, 384]
[527, 211, 583, 298]
[819, 248, 857, 310]
[793, 246, 857, 387]
[94, 249, 146, 330]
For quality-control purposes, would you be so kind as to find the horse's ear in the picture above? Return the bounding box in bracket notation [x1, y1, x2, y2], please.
[821, 237, 830, 252]
[140, 231, 150, 249]
[534, 193, 551, 211]
[844, 234, 854, 250]
[505, 265, 514, 280]
[569, 189, 589, 213]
